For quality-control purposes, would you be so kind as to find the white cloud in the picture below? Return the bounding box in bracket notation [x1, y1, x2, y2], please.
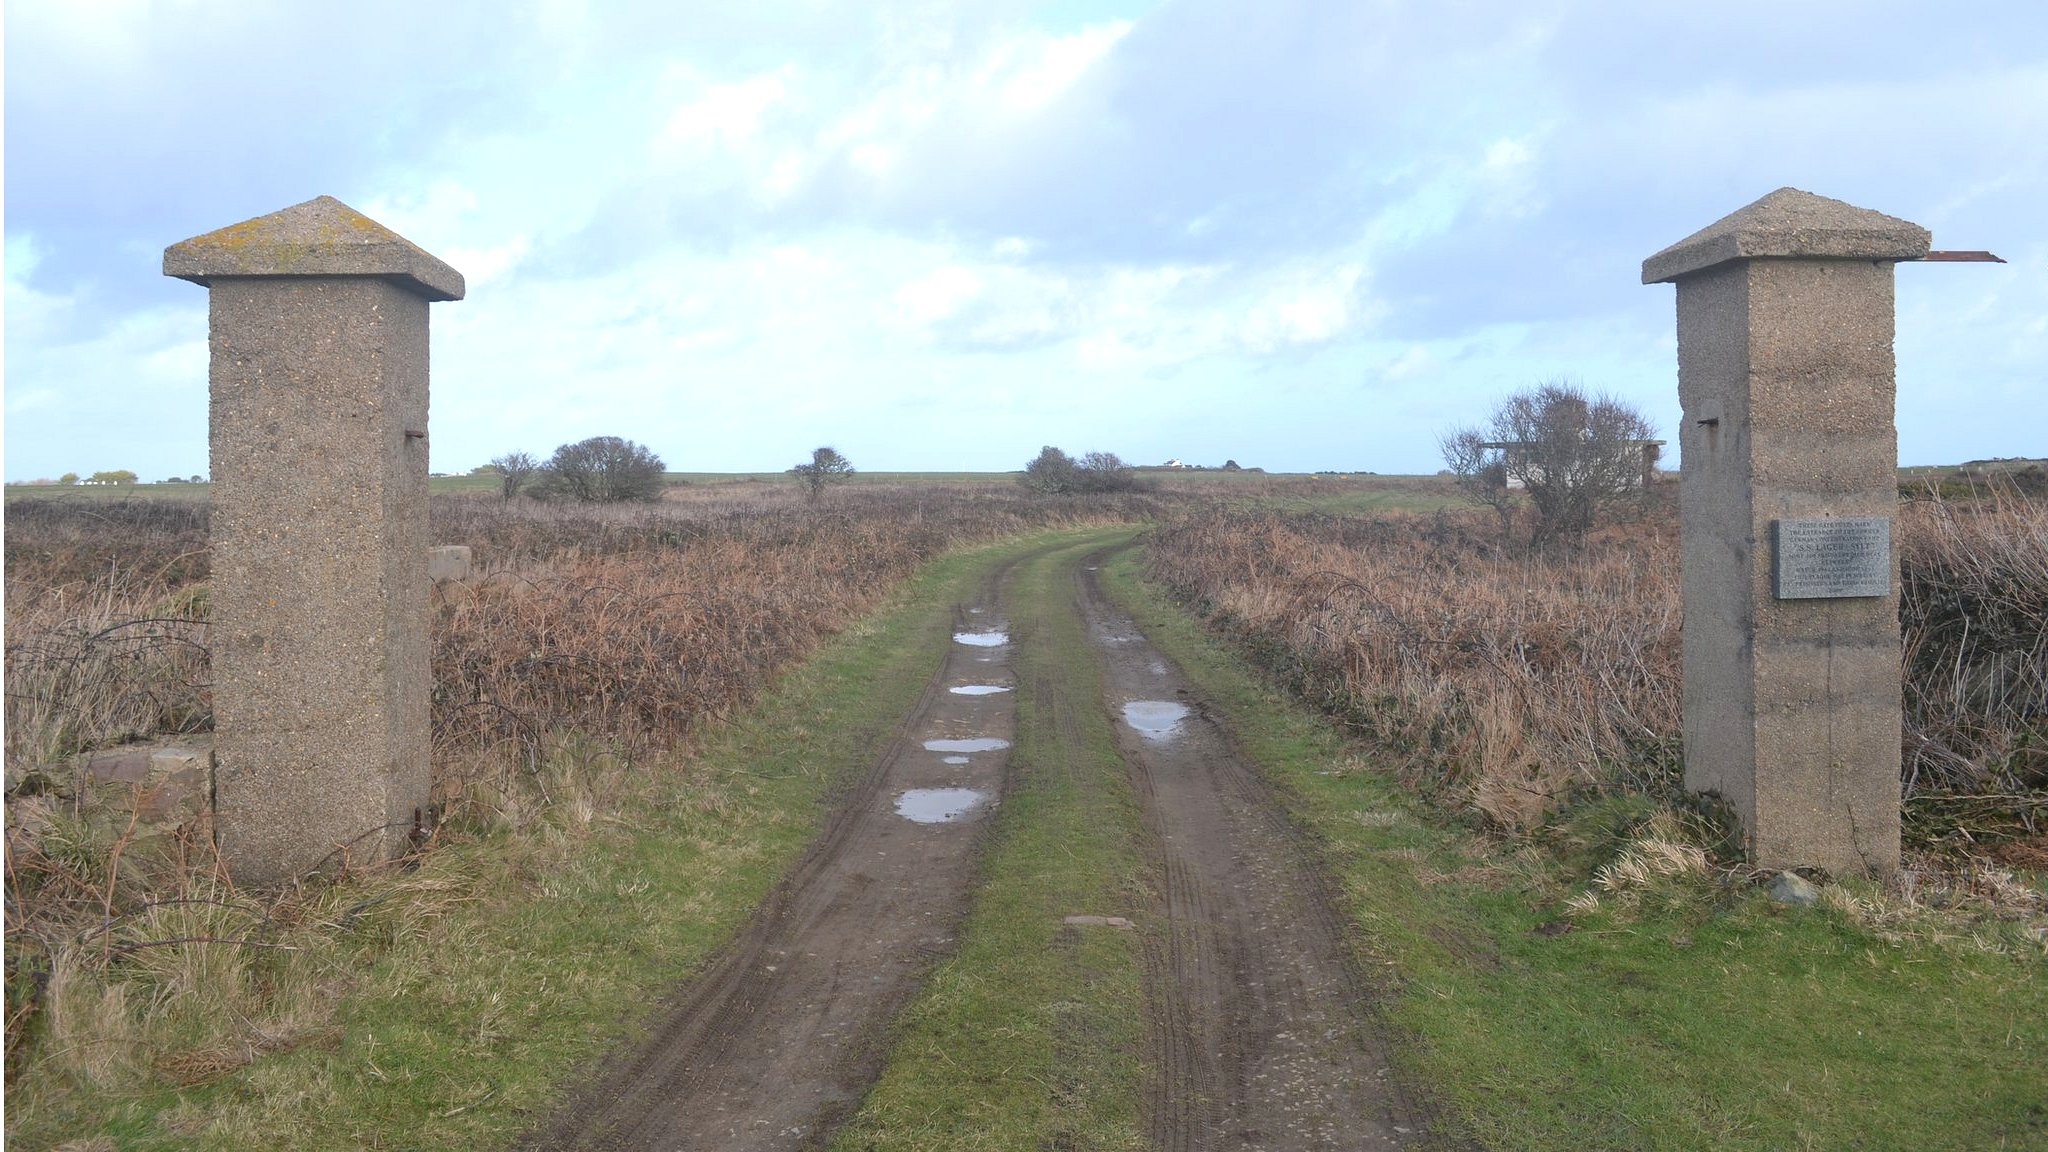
[443, 237, 531, 288]
[1383, 344, 1436, 382]
[663, 66, 794, 145]
[990, 21, 1132, 113]
[358, 182, 533, 288]
[891, 265, 985, 330]
[1241, 263, 1369, 351]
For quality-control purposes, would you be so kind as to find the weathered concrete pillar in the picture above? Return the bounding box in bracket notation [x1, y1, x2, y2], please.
[1643, 187, 1926, 877]
[165, 196, 464, 884]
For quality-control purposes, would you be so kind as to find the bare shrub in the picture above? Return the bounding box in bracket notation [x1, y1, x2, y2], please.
[1900, 486, 2048, 828]
[4, 574, 211, 771]
[1440, 380, 1659, 549]
[489, 451, 540, 500]
[788, 446, 854, 500]
[1021, 446, 1080, 494]
[532, 436, 666, 503]
[1021, 446, 1148, 494]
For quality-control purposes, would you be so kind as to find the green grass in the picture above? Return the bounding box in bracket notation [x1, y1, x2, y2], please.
[4, 482, 211, 502]
[1099, 543, 2048, 1152]
[835, 528, 1152, 1152]
[5, 530, 1114, 1150]
[1285, 484, 1465, 516]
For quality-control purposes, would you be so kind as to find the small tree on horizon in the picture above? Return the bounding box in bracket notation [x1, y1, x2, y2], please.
[1077, 451, 1139, 492]
[56, 473, 79, 486]
[532, 437, 665, 503]
[1021, 446, 1080, 493]
[88, 469, 138, 486]
[789, 446, 855, 500]
[490, 451, 540, 500]
[1440, 379, 1658, 548]
[1021, 447, 1145, 494]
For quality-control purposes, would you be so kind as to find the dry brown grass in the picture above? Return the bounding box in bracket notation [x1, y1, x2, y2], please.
[1899, 486, 2048, 837]
[1146, 492, 2048, 839]
[1148, 505, 1681, 828]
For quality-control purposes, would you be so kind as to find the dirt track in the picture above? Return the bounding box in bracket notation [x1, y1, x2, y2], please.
[525, 539, 1429, 1150]
[523, 567, 1023, 1150]
[1078, 546, 1422, 1149]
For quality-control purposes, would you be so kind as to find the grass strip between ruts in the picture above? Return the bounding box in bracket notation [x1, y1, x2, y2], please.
[835, 528, 1151, 1152]
[1098, 541, 2048, 1152]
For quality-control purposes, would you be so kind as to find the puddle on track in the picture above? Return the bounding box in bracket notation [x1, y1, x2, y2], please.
[895, 788, 990, 823]
[941, 755, 971, 765]
[949, 684, 1013, 696]
[953, 631, 1009, 646]
[1122, 700, 1190, 741]
[923, 737, 1011, 754]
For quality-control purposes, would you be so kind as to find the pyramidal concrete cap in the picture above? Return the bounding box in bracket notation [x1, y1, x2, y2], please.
[164, 195, 465, 301]
[1642, 187, 1930, 284]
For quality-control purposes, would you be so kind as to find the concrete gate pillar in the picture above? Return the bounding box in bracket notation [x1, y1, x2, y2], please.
[1643, 187, 1928, 877]
[166, 196, 465, 884]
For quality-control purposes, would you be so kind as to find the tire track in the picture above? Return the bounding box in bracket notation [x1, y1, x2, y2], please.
[1075, 544, 1426, 1150]
[521, 546, 1049, 1151]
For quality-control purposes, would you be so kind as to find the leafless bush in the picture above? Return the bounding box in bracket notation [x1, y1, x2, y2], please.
[1900, 487, 2048, 817]
[4, 575, 211, 772]
[1440, 380, 1659, 549]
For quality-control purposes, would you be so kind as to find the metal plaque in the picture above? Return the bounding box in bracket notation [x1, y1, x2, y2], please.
[1772, 518, 1891, 599]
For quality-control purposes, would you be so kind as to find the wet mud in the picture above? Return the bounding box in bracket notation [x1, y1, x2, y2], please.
[1078, 547, 1429, 1150]
[524, 580, 1023, 1150]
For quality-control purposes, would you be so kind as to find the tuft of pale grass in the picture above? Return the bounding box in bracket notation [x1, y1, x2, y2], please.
[1564, 815, 1712, 915]
[41, 946, 144, 1091]
[1814, 854, 2048, 954]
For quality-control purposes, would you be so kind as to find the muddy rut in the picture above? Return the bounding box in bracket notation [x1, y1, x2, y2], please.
[1077, 547, 1422, 1150]
[524, 583, 1021, 1150]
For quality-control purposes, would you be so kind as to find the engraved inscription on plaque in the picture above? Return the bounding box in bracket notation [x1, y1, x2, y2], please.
[1772, 518, 1891, 599]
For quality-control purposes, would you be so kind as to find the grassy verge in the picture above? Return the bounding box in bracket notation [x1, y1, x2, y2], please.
[6, 530, 1107, 1150]
[1100, 543, 2048, 1152]
[835, 528, 1151, 1152]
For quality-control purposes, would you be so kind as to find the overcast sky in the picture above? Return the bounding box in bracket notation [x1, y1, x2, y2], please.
[5, 0, 2043, 480]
